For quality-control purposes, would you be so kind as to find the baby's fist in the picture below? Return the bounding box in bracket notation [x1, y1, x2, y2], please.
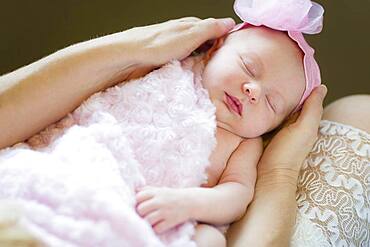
[135, 186, 191, 234]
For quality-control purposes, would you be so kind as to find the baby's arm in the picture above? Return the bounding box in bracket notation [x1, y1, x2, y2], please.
[189, 136, 263, 224]
[136, 137, 263, 233]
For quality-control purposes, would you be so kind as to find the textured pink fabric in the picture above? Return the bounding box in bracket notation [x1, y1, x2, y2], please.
[232, 0, 324, 112]
[0, 58, 216, 247]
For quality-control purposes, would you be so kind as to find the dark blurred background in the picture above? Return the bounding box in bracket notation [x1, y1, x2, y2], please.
[1, 0, 369, 105]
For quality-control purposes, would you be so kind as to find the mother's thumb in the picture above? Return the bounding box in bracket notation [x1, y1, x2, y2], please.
[317, 84, 328, 100]
[297, 84, 327, 130]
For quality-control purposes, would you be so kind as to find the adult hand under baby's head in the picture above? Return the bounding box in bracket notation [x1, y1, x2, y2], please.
[201, 26, 306, 138]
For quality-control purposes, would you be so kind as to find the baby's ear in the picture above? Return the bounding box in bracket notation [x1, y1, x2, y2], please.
[204, 37, 226, 63]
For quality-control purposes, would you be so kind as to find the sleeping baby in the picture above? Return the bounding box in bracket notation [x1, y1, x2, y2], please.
[0, 0, 323, 246]
[135, 0, 324, 246]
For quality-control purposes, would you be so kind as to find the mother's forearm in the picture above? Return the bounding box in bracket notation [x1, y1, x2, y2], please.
[226, 169, 299, 247]
[0, 30, 150, 149]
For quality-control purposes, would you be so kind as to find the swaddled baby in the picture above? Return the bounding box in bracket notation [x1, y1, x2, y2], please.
[135, 1, 324, 246]
[0, 1, 323, 246]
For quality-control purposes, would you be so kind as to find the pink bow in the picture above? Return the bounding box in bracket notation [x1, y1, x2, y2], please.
[232, 0, 325, 113]
[233, 0, 324, 34]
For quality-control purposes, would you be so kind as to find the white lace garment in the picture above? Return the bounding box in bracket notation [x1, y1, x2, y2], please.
[292, 120, 370, 247]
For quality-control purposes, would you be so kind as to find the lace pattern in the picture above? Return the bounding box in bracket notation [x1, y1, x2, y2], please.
[294, 120, 370, 247]
[292, 212, 331, 247]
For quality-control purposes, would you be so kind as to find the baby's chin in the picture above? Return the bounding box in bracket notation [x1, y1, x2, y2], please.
[216, 120, 264, 139]
[234, 130, 263, 139]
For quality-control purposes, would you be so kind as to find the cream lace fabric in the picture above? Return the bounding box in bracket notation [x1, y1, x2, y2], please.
[292, 120, 370, 247]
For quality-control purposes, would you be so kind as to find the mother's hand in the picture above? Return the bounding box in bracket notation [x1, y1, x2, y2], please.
[259, 84, 328, 180]
[124, 17, 236, 67]
[227, 85, 327, 247]
[0, 17, 235, 148]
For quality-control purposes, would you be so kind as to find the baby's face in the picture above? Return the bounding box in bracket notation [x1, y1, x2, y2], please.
[202, 26, 306, 138]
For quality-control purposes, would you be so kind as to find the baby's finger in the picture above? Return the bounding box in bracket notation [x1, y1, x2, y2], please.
[153, 220, 172, 234]
[296, 85, 327, 131]
[136, 200, 158, 217]
[135, 190, 154, 204]
[137, 186, 154, 191]
[144, 210, 163, 226]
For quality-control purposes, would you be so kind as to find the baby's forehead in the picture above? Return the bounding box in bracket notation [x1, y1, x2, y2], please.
[224, 27, 304, 76]
[225, 27, 302, 56]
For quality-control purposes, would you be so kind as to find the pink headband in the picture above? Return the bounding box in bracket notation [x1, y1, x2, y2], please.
[231, 0, 324, 113]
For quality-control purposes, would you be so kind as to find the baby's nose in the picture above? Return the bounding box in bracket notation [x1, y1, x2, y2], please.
[242, 82, 261, 104]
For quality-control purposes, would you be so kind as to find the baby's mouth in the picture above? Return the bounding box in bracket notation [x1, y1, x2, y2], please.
[224, 92, 243, 116]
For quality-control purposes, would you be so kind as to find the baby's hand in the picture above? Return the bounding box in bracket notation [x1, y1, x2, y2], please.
[135, 186, 191, 234]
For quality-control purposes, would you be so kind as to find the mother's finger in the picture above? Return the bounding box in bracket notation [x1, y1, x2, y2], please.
[201, 18, 235, 38]
[296, 84, 327, 131]
[198, 17, 236, 39]
[177, 17, 201, 22]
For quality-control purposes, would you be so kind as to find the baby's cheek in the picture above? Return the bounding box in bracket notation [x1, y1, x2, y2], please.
[241, 117, 271, 138]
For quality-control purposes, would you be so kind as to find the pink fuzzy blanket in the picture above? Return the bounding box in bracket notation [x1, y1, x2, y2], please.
[0, 57, 217, 246]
